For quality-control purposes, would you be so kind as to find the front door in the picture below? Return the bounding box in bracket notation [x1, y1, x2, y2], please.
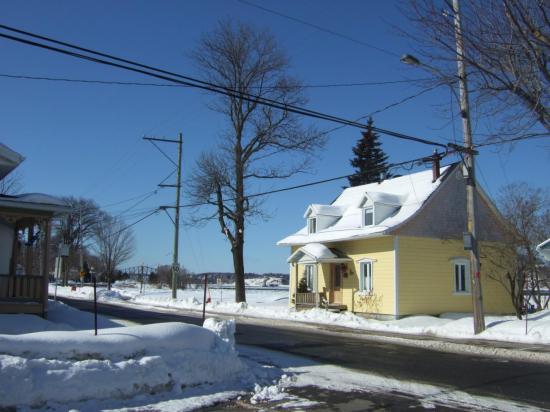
[330, 264, 343, 304]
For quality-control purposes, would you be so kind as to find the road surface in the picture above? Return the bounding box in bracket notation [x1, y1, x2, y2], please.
[56, 297, 550, 410]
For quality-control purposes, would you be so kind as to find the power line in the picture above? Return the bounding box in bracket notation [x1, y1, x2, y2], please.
[0, 24, 448, 149]
[236, 0, 401, 58]
[100, 190, 158, 209]
[0, 72, 432, 89]
[172, 131, 541, 211]
[173, 153, 444, 210]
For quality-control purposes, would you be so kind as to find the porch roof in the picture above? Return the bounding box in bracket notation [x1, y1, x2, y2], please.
[287, 242, 352, 264]
[0, 193, 71, 216]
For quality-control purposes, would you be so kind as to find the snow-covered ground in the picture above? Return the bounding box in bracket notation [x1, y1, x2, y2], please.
[0, 301, 544, 411]
[49, 282, 550, 346]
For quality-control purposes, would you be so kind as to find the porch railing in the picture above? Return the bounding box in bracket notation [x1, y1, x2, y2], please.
[296, 292, 317, 305]
[0, 275, 44, 301]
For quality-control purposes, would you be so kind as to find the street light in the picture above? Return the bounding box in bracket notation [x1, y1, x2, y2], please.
[400, 54, 421, 66]
[400, 0, 486, 334]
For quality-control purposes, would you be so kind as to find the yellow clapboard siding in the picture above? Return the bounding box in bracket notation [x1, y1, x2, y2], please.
[398, 236, 514, 315]
[332, 236, 395, 315]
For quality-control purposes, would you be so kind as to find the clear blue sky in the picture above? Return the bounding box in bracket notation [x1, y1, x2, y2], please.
[0, 1, 547, 274]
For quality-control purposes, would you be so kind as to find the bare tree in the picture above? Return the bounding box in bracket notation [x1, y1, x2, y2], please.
[403, 0, 550, 143]
[92, 214, 136, 290]
[187, 21, 322, 303]
[53, 197, 102, 282]
[483, 183, 550, 318]
[0, 172, 22, 195]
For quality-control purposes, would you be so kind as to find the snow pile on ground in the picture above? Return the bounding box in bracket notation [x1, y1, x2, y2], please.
[49, 284, 550, 345]
[0, 308, 250, 409]
[203, 317, 236, 346]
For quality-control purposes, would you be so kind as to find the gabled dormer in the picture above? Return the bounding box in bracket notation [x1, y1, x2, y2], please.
[304, 204, 344, 234]
[358, 192, 402, 227]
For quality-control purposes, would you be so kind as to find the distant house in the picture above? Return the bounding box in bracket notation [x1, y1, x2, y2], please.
[0, 143, 70, 317]
[538, 239, 550, 262]
[277, 162, 514, 318]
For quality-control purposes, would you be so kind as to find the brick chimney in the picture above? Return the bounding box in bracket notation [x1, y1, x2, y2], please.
[431, 149, 441, 182]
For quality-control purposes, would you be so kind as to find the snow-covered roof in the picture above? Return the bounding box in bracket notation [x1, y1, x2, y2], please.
[304, 204, 346, 218]
[361, 191, 403, 207]
[287, 243, 351, 263]
[0, 143, 24, 180]
[278, 165, 453, 246]
[537, 239, 550, 261]
[0, 193, 71, 214]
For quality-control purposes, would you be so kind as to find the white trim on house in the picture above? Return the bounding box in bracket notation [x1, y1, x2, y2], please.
[451, 257, 471, 294]
[394, 235, 399, 317]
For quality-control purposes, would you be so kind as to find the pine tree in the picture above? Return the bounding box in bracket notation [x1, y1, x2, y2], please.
[348, 117, 392, 186]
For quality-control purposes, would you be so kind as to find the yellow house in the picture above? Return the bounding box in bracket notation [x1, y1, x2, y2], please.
[277, 163, 514, 318]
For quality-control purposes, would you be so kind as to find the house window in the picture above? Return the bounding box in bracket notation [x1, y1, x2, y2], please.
[359, 261, 373, 292]
[363, 207, 374, 226]
[305, 264, 315, 291]
[308, 217, 317, 234]
[453, 259, 470, 293]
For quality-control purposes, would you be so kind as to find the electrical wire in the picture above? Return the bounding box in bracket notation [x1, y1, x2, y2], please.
[0, 24, 448, 149]
[100, 190, 158, 209]
[236, 0, 401, 58]
[0, 72, 433, 89]
[175, 153, 442, 210]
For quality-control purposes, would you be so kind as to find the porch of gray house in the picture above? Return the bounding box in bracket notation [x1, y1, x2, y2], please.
[0, 216, 51, 316]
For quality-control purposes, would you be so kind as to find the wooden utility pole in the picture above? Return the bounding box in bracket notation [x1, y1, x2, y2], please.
[172, 133, 183, 299]
[79, 206, 84, 287]
[143, 133, 183, 300]
[453, 0, 485, 333]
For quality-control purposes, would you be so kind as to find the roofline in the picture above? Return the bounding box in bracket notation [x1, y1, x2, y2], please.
[278, 232, 389, 247]
[0, 198, 71, 214]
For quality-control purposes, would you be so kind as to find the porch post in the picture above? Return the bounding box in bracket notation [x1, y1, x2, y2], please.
[9, 221, 19, 275]
[25, 223, 34, 275]
[294, 263, 299, 306]
[315, 263, 320, 308]
[40, 218, 51, 318]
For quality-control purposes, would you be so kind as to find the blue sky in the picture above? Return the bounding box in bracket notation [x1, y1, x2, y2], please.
[0, 0, 548, 274]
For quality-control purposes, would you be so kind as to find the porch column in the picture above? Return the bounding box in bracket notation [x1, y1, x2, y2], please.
[9, 221, 19, 275]
[315, 263, 320, 308]
[294, 263, 299, 305]
[40, 218, 51, 318]
[25, 223, 34, 275]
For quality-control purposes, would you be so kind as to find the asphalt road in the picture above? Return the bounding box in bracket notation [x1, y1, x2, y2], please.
[56, 297, 550, 410]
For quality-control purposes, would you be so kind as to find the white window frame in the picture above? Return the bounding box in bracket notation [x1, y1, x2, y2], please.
[307, 217, 317, 234]
[452, 258, 470, 294]
[363, 206, 374, 227]
[305, 264, 315, 291]
[359, 261, 374, 293]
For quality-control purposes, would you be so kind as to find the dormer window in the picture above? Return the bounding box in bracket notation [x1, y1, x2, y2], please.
[308, 217, 317, 234]
[363, 206, 374, 226]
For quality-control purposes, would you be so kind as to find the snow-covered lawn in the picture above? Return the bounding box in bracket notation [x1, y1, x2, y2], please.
[0, 301, 545, 411]
[50, 282, 550, 346]
[0, 301, 252, 410]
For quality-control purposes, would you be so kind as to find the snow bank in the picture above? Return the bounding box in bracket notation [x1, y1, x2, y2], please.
[0, 321, 249, 408]
[203, 317, 236, 346]
[49, 284, 550, 346]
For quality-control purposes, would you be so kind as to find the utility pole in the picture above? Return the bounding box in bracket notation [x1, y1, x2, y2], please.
[143, 133, 183, 299]
[79, 206, 84, 287]
[172, 133, 183, 299]
[453, 0, 485, 333]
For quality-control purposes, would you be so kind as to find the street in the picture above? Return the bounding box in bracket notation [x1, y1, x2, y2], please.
[55, 296, 550, 410]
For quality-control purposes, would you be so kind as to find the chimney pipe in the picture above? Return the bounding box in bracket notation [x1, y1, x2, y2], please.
[432, 149, 441, 182]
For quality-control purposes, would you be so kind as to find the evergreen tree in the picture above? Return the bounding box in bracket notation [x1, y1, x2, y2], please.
[348, 117, 392, 186]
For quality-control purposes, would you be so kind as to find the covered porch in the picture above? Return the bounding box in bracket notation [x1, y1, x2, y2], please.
[288, 243, 351, 311]
[0, 194, 70, 316]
